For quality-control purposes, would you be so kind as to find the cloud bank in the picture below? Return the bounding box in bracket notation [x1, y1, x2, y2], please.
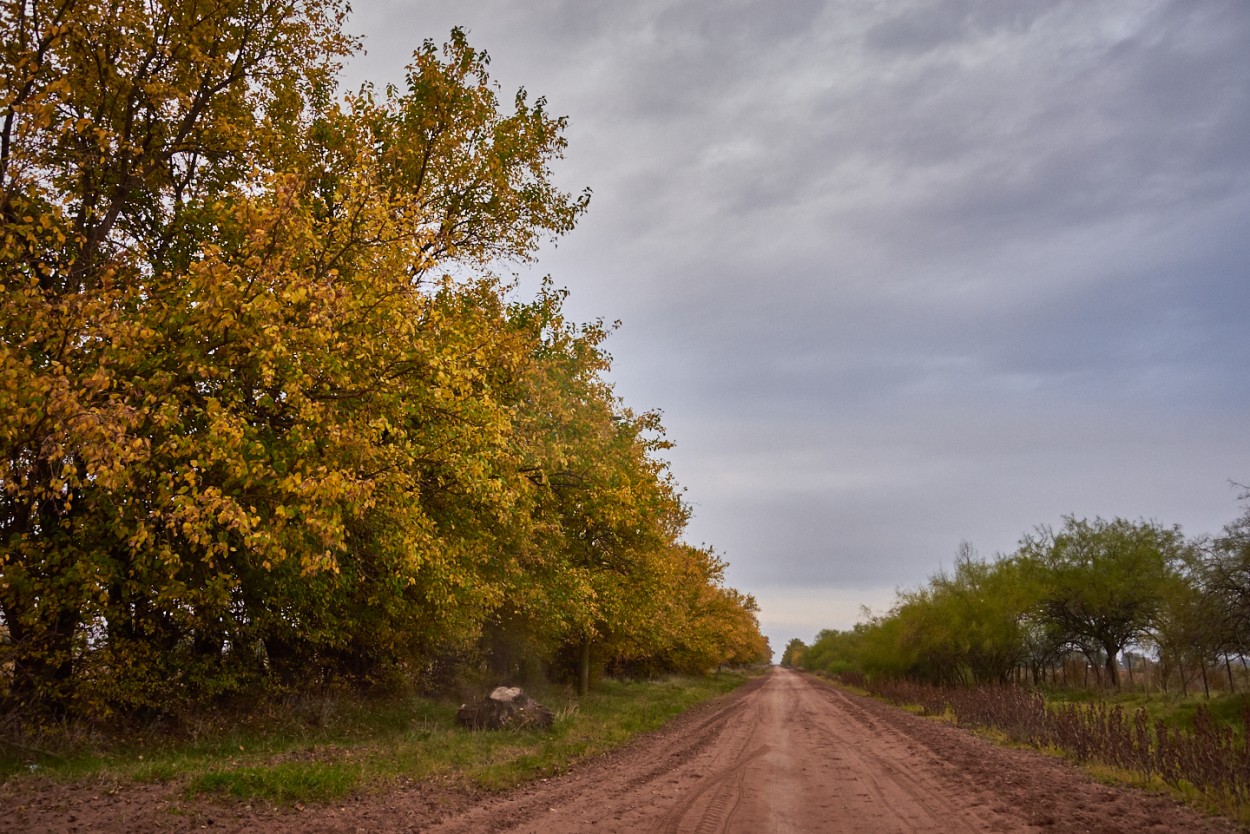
[345, 0, 1250, 651]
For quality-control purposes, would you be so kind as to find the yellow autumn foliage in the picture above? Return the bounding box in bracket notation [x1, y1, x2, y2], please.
[0, 0, 766, 715]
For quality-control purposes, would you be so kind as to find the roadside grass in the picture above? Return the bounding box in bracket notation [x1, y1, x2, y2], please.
[1036, 688, 1250, 825]
[840, 675, 1250, 823]
[1039, 686, 1250, 735]
[0, 670, 755, 805]
[1077, 759, 1250, 827]
[190, 761, 362, 803]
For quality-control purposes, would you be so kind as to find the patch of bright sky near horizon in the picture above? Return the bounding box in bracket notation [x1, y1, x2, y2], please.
[341, 0, 1250, 654]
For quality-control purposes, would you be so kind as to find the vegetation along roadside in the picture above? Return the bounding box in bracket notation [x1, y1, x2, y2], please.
[0, 671, 759, 804]
[0, 0, 771, 731]
[785, 500, 1250, 822]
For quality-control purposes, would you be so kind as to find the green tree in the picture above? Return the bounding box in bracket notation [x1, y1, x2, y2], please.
[781, 638, 807, 667]
[1198, 496, 1250, 660]
[800, 627, 871, 677]
[1151, 570, 1221, 696]
[818, 546, 1035, 687]
[1019, 516, 1189, 689]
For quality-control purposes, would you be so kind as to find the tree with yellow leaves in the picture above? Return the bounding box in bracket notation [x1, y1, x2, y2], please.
[1, 0, 764, 716]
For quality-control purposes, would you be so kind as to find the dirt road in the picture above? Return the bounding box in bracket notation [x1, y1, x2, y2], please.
[3, 667, 1240, 832]
[422, 667, 1236, 834]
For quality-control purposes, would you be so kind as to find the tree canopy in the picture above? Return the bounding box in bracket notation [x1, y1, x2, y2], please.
[0, 1, 767, 716]
[796, 511, 1242, 693]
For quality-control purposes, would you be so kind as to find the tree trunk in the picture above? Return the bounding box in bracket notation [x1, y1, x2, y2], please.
[1103, 644, 1120, 690]
[577, 637, 591, 697]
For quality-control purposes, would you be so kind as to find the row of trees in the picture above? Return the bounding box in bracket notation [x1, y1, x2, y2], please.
[785, 503, 1250, 692]
[0, 1, 768, 717]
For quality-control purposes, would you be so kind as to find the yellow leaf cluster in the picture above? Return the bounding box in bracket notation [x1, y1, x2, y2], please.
[0, 5, 765, 714]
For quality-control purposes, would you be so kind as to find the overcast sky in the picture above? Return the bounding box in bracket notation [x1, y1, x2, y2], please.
[342, 1, 1250, 654]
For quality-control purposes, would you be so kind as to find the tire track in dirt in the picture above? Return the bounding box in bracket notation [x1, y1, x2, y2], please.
[785, 672, 993, 831]
[420, 674, 771, 834]
[736, 668, 995, 833]
[425, 667, 1017, 833]
[795, 684, 987, 832]
[657, 744, 769, 834]
[424, 668, 1241, 834]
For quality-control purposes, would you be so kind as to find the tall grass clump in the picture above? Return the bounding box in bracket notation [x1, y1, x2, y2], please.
[859, 678, 1250, 808]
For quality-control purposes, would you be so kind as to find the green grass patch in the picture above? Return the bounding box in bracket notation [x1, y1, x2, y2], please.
[1039, 687, 1250, 735]
[0, 670, 757, 805]
[188, 761, 361, 803]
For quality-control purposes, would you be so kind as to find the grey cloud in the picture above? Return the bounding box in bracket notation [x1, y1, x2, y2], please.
[863, 1, 979, 55]
[862, 0, 1061, 54]
[657, 0, 829, 45]
[344, 0, 1250, 651]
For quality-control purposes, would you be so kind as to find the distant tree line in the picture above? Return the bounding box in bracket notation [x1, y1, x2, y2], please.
[785, 501, 1250, 694]
[0, 2, 768, 718]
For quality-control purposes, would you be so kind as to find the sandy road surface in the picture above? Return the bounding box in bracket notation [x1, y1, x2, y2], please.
[3, 667, 1240, 833]
[422, 667, 1236, 834]
[425, 665, 1009, 833]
